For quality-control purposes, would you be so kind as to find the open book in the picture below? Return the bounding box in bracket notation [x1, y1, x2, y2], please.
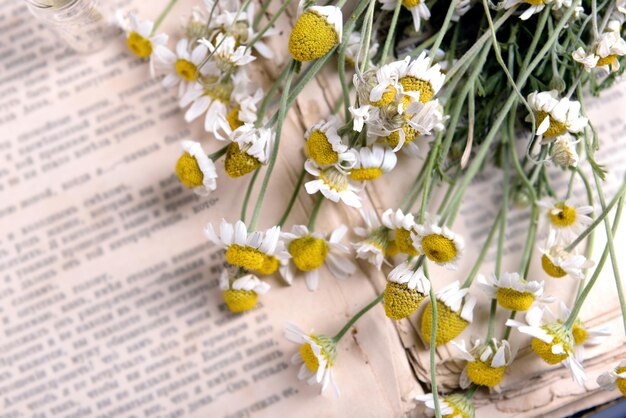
[1, 1, 624, 417]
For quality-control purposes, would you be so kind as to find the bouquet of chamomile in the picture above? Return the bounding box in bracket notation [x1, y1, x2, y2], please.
[115, 0, 626, 415]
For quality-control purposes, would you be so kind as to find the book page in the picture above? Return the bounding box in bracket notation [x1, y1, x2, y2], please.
[0, 1, 421, 417]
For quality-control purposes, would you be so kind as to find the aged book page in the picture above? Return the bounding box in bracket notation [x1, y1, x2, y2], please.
[0, 1, 421, 417]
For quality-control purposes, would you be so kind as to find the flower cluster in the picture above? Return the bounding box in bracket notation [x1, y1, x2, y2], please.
[117, 0, 626, 410]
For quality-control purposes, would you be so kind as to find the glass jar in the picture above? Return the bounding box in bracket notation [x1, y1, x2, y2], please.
[23, 0, 117, 53]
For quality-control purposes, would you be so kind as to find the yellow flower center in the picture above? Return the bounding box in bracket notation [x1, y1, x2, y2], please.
[442, 395, 474, 418]
[466, 360, 506, 387]
[399, 76, 434, 103]
[126, 32, 153, 58]
[258, 255, 280, 275]
[223, 289, 258, 313]
[541, 254, 568, 278]
[597, 55, 618, 67]
[402, 0, 422, 7]
[226, 106, 244, 131]
[536, 111, 568, 138]
[175, 59, 198, 82]
[616, 367, 626, 397]
[306, 130, 339, 165]
[572, 322, 588, 346]
[548, 202, 577, 228]
[289, 10, 339, 62]
[319, 168, 349, 192]
[384, 123, 418, 148]
[383, 282, 426, 320]
[421, 300, 469, 346]
[496, 288, 535, 311]
[385, 239, 400, 257]
[370, 85, 397, 107]
[175, 152, 204, 188]
[525, 0, 545, 4]
[225, 244, 266, 271]
[349, 167, 383, 181]
[531, 329, 570, 365]
[225, 142, 261, 178]
[396, 228, 420, 256]
[300, 342, 320, 372]
[288, 236, 329, 272]
[421, 234, 457, 264]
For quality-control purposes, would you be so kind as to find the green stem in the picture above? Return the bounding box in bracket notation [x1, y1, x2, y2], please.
[424, 263, 442, 418]
[429, 0, 459, 61]
[503, 311, 516, 340]
[152, 0, 179, 34]
[565, 175, 626, 252]
[208, 144, 229, 161]
[241, 168, 260, 223]
[248, 0, 294, 48]
[461, 208, 503, 289]
[333, 293, 384, 341]
[253, 0, 273, 30]
[380, 0, 402, 62]
[255, 63, 291, 127]
[565, 197, 624, 329]
[249, 60, 296, 231]
[307, 195, 324, 231]
[358, 0, 378, 74]
[277, 167, 307, 227]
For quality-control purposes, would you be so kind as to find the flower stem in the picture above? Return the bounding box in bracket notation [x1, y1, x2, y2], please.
[564, 174, 626, 252]
[307, 195, 324, 231]
[241, 168, 260, 223]
[503, 310, 517, 340]
[248, 0, 294, 48]
[565, 196, 624, 329]
[429, 0, 459, 62]
[461, 208, 503, 289]
[249, 60, 297, 231]
[152, 0, 179, 34]
[255, 63, 291, 127]
[208, 144, 229, 161]
[424, 263, 442, 418]
[380, 0, 402, 62]
[277, 166, 307, 227]
[333, 293, 384, 342]
[358, 0, 377, 74]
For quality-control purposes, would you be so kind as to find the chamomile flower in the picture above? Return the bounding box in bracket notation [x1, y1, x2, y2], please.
[506, 306, 586, 385]
[478, 272, 554, 312]
[550, 302, 611, 360]
[116, 11, 168, 76]
[354, 63, 402, 108]
[175, 140, 218, 196]
[157, 38, 211, 97]
[199, 33, 256, 73]
[381, 208, 420, 256]
[204, 219, 287, 275]
[348, 145, 397, 181]
[549, 133, 579, 168]
[526, 90, 588, 138]
[597, 360, 626, 397]
[353, 209, 394, 269]
[179, 75, 232, 134]
[219, 271, 270, 313]
[413, 224, 465, 269]
[224, 124, 273, 178]
[573, 29, 626, 73]
[539, 232, 594, 279]
[503, 0, 560, 21]
[452, 339, 513, 388]
[289, 4, 342, 62]
[397, 52, 446, 103]
[219, 87, 265, 134]
[421, 281, 477, 346]
[305, 119, 355, 168]
[280, 225, 356, 291]
[537, 198, 593, 241]
[384, 261, 430, 320]
[373, 99, 446, 153]
[380, 0, 431, 32]
[285, 323, 339, 396]
[304, 160, 362, 208]
[415, 393, 475, 418]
